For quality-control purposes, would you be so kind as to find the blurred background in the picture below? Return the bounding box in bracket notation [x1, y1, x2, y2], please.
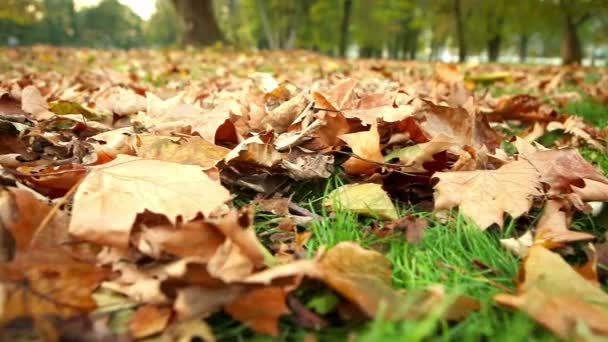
[1, 0, 607, 65]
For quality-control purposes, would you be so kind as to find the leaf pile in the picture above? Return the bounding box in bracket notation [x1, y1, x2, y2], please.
[0, 47, 607, 340]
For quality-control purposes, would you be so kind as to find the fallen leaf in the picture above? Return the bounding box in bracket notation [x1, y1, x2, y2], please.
[384, 134, 459, 172]
[21, 86, 53, 120]
[535, 200, 594, 248]
[0, 187, 68, 255]
[0, 249, 109, 325]
[312, 78, 358, 111]
[163, 317, 216, 342]
[338, 123, 383, 175]
[433, 160, 542, 229]
[494, 245, 608, 339]
[547, 116, 605, 151]
[69, 154, 231, 248]
[225, 286, 290, 336]
[323, 183, 398, 220]
[135, 134, 230, 170]
[128, 304, 172, 339]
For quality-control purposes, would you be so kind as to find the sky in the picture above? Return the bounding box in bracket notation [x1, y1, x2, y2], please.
[74, 0, 156, 20]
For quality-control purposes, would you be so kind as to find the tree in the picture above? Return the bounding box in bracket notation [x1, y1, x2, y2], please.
[172, 0, 224, 46]
[78, 0, 143, 48]
[338, 0, 352, 57]
[453, 0, 466, 62]
[145, 0, 180, 47]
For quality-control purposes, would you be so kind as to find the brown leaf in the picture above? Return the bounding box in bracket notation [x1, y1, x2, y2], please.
[494, 245, 608, 339]
[225, 286, 290, 336]
[317, 242, 402, 318]
[433, 160, 542, 229]
[0, 249, 109, 325]
[0, 188, 68, 255]
[535, 200, 594, 248]
[516, 140, 608, 198]
[312, 78, 358, 111]
[339, 123, 383, 175]
[135, 220, 225, 259]
[128, 304, 172, 339]
[69, 155, 231, 248]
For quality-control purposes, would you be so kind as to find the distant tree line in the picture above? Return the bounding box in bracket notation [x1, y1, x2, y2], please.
[1, 0, 607, 65]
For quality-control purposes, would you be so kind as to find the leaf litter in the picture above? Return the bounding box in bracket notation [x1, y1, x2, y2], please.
[0, 47, 607, 340]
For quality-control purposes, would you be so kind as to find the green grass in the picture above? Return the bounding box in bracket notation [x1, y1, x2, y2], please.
[561, 99, 608, 128]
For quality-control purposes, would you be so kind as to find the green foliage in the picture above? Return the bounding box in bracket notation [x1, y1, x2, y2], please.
[78, 0, 143, 49]
[144, 0, 181, 47]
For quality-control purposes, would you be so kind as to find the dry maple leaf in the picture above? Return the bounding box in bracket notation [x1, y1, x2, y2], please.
[534, 199, 594, 248]
[515, 138, 608, 199]
[338, 123, 383, 175]
[495, 245, 608, 339]
[225, 286, 290, 336]
[21, 86, 54, 120]
[547, 115, 605, 151]
[0, 249, 109, 325]
[0, 188, 68, 255]
[139, 93, 234, 144]
[433, 160, 542, 229]
[69, 154, 231, 248]
[312, 78, 358, 111]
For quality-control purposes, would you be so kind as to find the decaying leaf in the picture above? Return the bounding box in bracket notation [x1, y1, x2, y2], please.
[495, 245, 608, 339]
[323, 183, 398, 220]
[434, 160, 542, 229]
[69, 155, 231, 247]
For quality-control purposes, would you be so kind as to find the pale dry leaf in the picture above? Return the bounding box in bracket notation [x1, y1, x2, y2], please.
[548, 116, 605, 151]
[21, 85, 54, 120]
[135, 134, 230, 170]
[69, 154, 231, 247]
[433, 160, 542, 229]
[94, 87, 146, 116]
[141, 93, 233, 143]
[323, 183, 398, 220]
[249, 72, 279, 93]
[259, 90, 309, 132]
[535, 200, 594, 248]
[312, 78, 358, 111]
[500, 231, 533, 257]
[495, 245, 608, 339]
[516, 140, 608, 197]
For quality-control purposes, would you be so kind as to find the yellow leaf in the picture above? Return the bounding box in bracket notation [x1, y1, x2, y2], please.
[323, 183, 398, 220]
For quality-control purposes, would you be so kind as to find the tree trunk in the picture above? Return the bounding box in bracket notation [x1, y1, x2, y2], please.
[560, 16, 582, 65]
[453, 0, 466, 62]
[518, 34, 528, 63]
[338, 0, 353, 57]
[172, 0, 223, 46]
[487, 34, 501, 62]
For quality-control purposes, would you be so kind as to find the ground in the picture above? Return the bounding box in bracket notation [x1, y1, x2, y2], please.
[0, 47, 607, 341]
